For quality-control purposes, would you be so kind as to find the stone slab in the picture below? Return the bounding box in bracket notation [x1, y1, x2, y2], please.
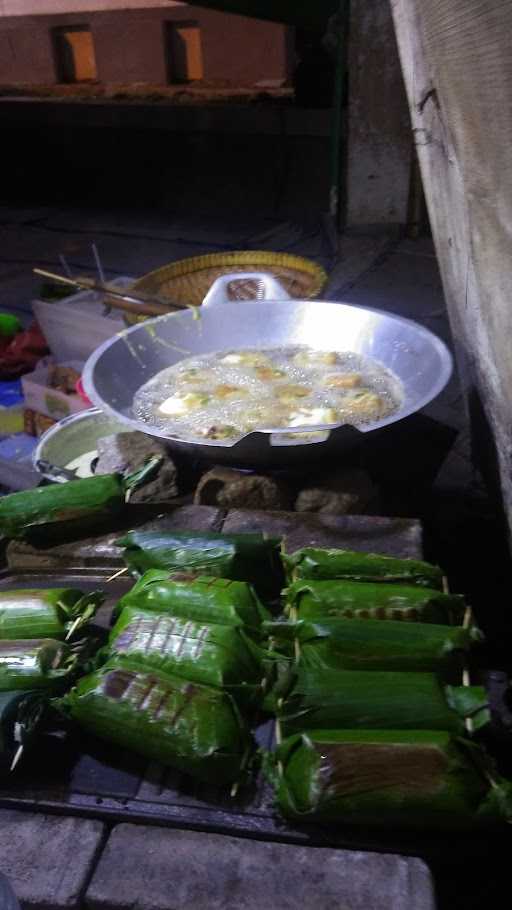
[222, 510, 423, 557]
[6, 505, 223, 570]
[86, 825, 436, 910]
[0, 809, 104, 910]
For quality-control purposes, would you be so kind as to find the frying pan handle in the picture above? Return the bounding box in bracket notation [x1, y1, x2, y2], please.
[202, 272, 291, 307]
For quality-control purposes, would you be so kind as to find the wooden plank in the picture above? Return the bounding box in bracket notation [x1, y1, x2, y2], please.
[390, 0, 512, 541]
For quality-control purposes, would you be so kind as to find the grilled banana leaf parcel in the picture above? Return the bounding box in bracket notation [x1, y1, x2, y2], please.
[267, 730, 512, 829]
[284, 579, 464, 624]
[0, 461, 158, 540]
[61, 665, 252, 785]
[0, 639, 76, 691]
[267, 618, 479, 680]
[285, 548, 443, 589]
[0, 589, 103, 640]
[107, 606, 264, 701]
[118, 531, 284, 598]
[115, 570, 270, 628]
[276, 667, 489, 736]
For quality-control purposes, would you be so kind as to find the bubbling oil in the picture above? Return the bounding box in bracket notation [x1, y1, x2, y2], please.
[132, 345, 402, 442]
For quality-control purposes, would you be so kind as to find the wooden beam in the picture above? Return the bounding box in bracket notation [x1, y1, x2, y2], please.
[390, 0, 512, 540]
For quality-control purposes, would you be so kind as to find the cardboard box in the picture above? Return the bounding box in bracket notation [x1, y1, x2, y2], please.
[21, 361, 88, 423]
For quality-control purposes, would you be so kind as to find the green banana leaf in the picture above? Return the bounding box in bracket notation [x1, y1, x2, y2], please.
[276, 667, 490, 736]
[265, 618, 479, 681]
[60, 664, 253, 785]
[118, 530, 284, 599]
[284, 548, 444, 589]
[0, 459, 160, 540]
[284, 579, 464, 624]
[0, 589, 103, 640]
[115, 569, 270, 628]
[106, 606, 264, 704]
[266, 730, 512, 828]
[0, 639, 77, 691]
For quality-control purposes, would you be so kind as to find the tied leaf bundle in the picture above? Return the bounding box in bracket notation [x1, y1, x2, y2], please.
[118, 531, 284, 599]
[0, 459, 160, 540]
[284, 579, 464, 625]
[266, 730, 512, 829]
[0, 639, 77, 692]
[106, 606, 264, 704]
[276, 667, 489, 736]
[285, 548, 443, 589]
[266, 618, 479, 681]
[0, 589, 103, 640]
[60, 664, 252, 785]
[115, 570, 270, 629]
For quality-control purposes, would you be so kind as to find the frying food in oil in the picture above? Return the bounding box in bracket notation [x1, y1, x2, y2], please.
[133, 345, 401, 442]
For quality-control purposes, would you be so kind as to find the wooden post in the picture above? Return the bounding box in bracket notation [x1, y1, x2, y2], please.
[390, 0, 512, 541]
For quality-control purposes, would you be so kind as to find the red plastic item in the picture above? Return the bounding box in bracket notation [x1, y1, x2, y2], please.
[0, 321, 50, 380]
[75, 377, 92, 406]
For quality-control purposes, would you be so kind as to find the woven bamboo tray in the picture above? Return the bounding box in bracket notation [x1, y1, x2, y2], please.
[128, 251, 327, 320]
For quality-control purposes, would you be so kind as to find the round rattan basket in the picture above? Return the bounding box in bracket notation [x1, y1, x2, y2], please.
[123, 251, 327, 323]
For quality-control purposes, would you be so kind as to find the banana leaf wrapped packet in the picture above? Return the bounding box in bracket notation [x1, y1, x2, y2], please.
[60, 663, 252, 785]
[0, 589, 103, 640]
[276, 667, 489, 736]
[118, 531, 284, 599]
[0, 460, 159, 541]
[266, 730, 512, 829]
[115, 570, 270, 629]
[265, 618, 479, 681]
[106, 606, 265, 705]
[0, 639, 77, 692]
[284, 579, 464, 624]
[285, 548, 443, 589]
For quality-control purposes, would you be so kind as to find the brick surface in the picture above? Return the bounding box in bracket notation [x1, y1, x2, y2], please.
[222, 510, 423, 557]
[0, 809, 104, 909]
[86, 825, 436, 910]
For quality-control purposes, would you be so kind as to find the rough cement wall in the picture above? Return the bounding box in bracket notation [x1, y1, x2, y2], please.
[391, 0, 512, 541]
[346, 0, 412, 225]
[0, 7, 289, 85]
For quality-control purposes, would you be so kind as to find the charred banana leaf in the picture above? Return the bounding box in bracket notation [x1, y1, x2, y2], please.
[61, 664, 252, 785]
[284, 579, 464, 624]
[106, 606, 264, 703]
[0, 459, 159, 540]
[0, 589, 103, 640]
[276, 667, 489, 736]
[0, 639, 77, 691]
[266, 618, 479, 681]
[285, 548, 443, 589]
[115, 570, 270, 628]
[118, 530, 284, 598]
[266, 730, 512, 829]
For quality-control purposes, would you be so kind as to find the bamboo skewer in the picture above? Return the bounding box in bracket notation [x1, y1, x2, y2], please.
[33, 268, 188, 318]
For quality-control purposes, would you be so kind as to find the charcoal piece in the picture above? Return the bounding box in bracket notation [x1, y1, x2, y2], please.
[95, 433, 178, 503]
[194, 467, 293, 511]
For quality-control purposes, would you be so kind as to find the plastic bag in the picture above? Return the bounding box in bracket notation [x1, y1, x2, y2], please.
[0, 321, 50, 380]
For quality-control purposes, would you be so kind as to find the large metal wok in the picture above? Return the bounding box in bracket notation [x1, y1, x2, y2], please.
[82, 274, 453, 467]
